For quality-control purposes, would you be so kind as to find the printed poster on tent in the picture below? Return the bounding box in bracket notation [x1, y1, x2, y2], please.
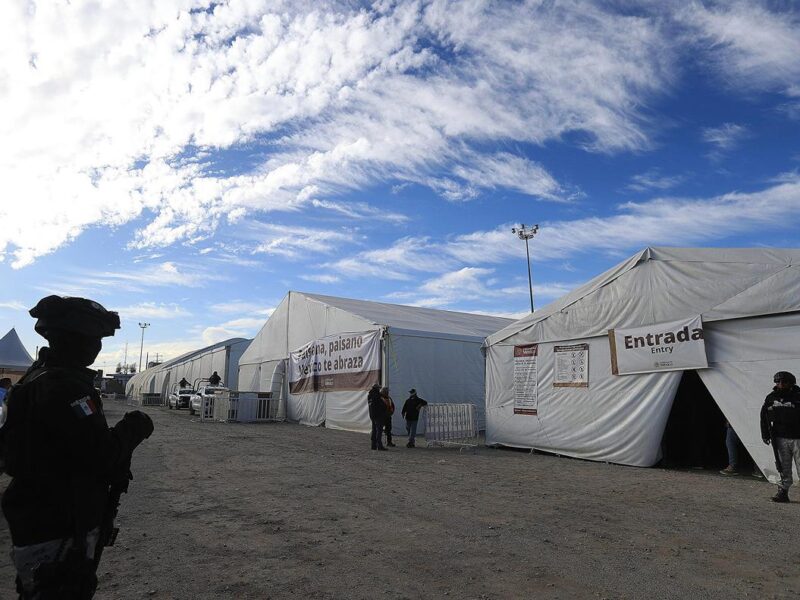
[553, 343, 589, 387]
[289, 330, 381, 394]
[608, 315, 708, 376]
[513, 344, 538, 415]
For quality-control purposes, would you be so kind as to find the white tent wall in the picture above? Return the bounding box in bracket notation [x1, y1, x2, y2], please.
[238, 296, 290, 369]
[226, 341, 250, 389]
[699, 314, 800, 484]
[485, 335, 682, 466]
[384, 331, 488, 435]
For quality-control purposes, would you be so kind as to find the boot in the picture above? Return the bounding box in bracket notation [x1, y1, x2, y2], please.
[406, 441, 414, 448]
[772, 488, 790, 503]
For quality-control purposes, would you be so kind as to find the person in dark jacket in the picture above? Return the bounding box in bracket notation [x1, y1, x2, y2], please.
[179, 377, 190, 389]
[367, 383, 386, 450]
[0, 296, 154, 598]
[760, 371, 800, 503]
[401, 389, 428, 448]
[208, 371, 222, 386]
[381, 387, 396, 447]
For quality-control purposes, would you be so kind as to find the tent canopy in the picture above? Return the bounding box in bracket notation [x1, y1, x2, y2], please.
[0, 328, 34, 371]
[487, 246, 800, 347]
[484, 247, 800, 481]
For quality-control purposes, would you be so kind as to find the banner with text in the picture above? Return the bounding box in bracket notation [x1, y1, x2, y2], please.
[554, 343, 589, 387]
[289, 330, 381, 394]
[608, 315, 708, 376]
[513, 344, 538, 415]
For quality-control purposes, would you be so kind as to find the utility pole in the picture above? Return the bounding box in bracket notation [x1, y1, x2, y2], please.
[138, 323, 150, 373]
[511, 224, 539, 313]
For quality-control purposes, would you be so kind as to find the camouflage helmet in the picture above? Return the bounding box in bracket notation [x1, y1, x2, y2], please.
[30, 295, 120, 339]
[773, 371, 796, 385]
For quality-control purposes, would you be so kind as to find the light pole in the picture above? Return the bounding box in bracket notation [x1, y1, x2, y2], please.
[511, 223, 539, 313]
[138, 322, 150, 372]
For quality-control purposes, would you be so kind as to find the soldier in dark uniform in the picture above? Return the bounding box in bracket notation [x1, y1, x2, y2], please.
[367, 383, 386, 450]
[0, 296, 154, 599]
[208, 371, 222, 386]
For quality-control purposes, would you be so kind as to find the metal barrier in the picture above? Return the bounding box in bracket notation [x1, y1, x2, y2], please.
[201, 391, 286, 423]
[126, 392, 163, 407]
[424, 403, 480, 449]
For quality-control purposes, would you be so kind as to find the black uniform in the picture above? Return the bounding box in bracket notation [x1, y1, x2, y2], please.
[208, 372, 222, 386]
[0, 295, 153, 599]
[367, 385, 386, 450]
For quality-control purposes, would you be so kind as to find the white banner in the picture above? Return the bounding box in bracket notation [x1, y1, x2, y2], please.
[609, 315, 708, 375]
[554, 343, 589, 387]
[513, 344, 538, 415]
[289, 330, 381, 394]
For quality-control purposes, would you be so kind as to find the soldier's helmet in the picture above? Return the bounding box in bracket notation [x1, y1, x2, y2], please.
[30, 296, 120, 339]
[773, 371, 796, 385]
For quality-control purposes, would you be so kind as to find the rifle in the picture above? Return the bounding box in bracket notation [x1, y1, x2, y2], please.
[767, 418, 783, 476]
[94, 457, 132, 569]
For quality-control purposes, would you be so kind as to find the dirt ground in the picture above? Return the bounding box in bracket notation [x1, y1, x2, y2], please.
[1, 400, 799, 599]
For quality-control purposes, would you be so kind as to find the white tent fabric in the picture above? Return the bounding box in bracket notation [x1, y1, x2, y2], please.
[125, 337, 251, 399]
[0, 329, 33, 371]
[238, 291, 513, 433]
[485, 247, 800, 483]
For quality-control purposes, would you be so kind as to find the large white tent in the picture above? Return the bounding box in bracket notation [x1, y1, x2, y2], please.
[484, 247, 800, 483]
[238, 291, 513, 434]
[0, 328, 34, 381]
[126, 337, 250, 399]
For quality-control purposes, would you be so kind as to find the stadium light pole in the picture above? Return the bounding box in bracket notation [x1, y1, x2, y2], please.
[511, 224, 539, 313]
[138, 322, 150, 373]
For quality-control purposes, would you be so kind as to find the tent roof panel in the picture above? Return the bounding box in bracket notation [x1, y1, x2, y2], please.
[0, 328, 34, 370]
[301, 292, 513, 338]
[487, 246, 800, 346]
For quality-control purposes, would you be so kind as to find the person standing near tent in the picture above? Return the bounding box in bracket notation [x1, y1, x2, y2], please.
[179, 377, 190, 389]
[760, 371, 800, 503]
[208, 371, 222, 386]
[381, 387, 395, 447]
[719, 421, 740, 475]
[367, 383, 387, 451]
[402, 389, 427, 448]
[0, 295, 154, 598]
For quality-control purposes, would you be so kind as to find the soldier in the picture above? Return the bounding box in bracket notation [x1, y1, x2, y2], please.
[367, 383, 386, 450]
[760, 371, 800, 503]
[208, 371, 222, 386]
[0, 295, 154, 598]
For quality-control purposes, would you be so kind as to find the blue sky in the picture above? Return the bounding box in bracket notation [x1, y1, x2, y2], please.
[1, 0, 800, 373]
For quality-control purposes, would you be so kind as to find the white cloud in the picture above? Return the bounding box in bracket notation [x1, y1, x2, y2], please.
[243, 222, 356, 259]
[702, 123, 748, 152]
[0, 301, 27, 311]
[684, 2, 800, 95]
[43, 261, 225, 296]
[299, 274, 341, 284]
[332, 178, 800, 279]
[0, 0, 676, 266]
[626, 169, 685, 193]
[115, 302, 192, 320]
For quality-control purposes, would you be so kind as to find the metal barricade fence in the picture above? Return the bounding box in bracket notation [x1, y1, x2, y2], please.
[126, 392, 163, 407]
[201, 391, 286, 423]
[423, 403, 480, 448]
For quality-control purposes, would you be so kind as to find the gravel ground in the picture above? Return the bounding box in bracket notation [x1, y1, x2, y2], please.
[1, 400, 799, 599]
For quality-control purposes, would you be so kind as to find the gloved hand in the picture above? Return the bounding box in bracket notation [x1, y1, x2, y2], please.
[122, 410, 154, 442]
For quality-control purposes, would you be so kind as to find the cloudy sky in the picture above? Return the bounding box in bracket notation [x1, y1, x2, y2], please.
[1, 0, 799, 372]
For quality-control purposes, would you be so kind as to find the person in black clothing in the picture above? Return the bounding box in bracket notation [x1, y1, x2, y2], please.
[179, 377, 190, 389]
[381, 387, 396, 447]
[367, 383, 386, 450]
[208, 371, 222, 386]
[760, 371, 800, 503]
[401, 388, 428, 448]
[0, 296, 154, 598]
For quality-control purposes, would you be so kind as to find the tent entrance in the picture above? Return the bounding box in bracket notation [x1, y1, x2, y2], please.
[660, 370, 738, 471]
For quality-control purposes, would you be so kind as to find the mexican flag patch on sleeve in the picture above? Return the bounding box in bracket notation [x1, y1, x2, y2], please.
[70, 396, 97, 418]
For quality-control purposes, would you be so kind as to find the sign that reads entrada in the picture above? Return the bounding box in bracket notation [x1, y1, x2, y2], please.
[608, 315, 708, 375]
[289, 329, 381, 394]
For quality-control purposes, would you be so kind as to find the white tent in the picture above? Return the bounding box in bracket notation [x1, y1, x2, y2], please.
[484, 247, 800, 483]
[0, 328, 34, 375]
[126, 337, 251, 399]
[238, 291, 513, 434]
